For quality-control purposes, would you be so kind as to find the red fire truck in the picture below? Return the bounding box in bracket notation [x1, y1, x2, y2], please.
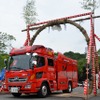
[3, 45, 78, 97]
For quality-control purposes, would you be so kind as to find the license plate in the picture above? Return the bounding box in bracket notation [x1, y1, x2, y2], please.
[10, 87, 19, 93]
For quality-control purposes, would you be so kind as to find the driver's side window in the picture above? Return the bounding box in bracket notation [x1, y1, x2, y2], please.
[37, 56, 45, 67]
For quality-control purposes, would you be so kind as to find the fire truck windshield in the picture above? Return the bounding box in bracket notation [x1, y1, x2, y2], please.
[8, 54, 32, 71]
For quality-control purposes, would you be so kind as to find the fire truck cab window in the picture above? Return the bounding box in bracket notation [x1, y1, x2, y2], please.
[37, 56, 45, 67]
[48, 58, 54, 67]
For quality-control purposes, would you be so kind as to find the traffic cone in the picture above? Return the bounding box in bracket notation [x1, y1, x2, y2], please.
[84, 80, 88, 95]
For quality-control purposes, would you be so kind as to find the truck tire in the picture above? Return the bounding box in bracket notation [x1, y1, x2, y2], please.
[67, 82, 72, 93]
[63, 82, 72, 93]
[12, 93, 21, 97]
[37, 83, 48, 98]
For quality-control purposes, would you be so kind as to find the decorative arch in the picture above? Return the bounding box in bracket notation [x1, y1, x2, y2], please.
[29, 19, 89, 46]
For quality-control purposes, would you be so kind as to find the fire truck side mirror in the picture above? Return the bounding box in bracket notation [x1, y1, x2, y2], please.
[32, 61, 37, 66]
[32, 53, 38, 66]
[31, 53, 38, 69]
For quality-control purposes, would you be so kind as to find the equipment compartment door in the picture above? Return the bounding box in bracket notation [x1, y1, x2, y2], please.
[56, 61, 68, 90]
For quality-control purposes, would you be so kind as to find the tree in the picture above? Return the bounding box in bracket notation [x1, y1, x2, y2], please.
[23, 0, 37, 25]
[63, 51, 87, 82]
[64, 51, 86, 60]
[81, 0, 100, 11]
[98, 49, 100, 55]
[98, 49, 100, 63]
[0, 32, 16, 54]
[0, 54, 9, 70]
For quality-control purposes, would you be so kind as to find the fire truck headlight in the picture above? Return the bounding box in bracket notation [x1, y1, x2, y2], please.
[25, 84, 31, 89]
[3, 84, 7, 89]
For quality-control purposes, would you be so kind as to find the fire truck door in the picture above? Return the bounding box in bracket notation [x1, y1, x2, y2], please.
[47, 58, 56, 80]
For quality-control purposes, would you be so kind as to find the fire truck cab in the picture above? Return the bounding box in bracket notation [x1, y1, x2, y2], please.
[3, 45, 78, 97]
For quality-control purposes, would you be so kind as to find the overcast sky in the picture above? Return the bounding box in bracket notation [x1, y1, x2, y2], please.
[0, 0, 100, 54]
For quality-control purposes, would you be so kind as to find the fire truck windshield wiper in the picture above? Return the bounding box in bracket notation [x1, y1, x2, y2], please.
[10, 66, 27, 71]
[17, 67, 27, 71]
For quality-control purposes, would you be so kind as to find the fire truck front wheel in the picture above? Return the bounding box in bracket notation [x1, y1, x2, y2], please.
[12, 93, 22, 97]
[37, 83, 48, 98]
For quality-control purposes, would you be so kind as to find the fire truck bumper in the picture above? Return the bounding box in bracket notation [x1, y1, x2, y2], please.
[3, 82, 40, 94]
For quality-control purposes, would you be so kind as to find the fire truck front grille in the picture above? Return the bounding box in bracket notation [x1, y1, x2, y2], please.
[8, 77, 27, 82]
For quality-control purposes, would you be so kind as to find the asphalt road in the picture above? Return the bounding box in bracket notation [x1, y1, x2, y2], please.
[0, 94, 84, 100]
[0, 87, 100, 100]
